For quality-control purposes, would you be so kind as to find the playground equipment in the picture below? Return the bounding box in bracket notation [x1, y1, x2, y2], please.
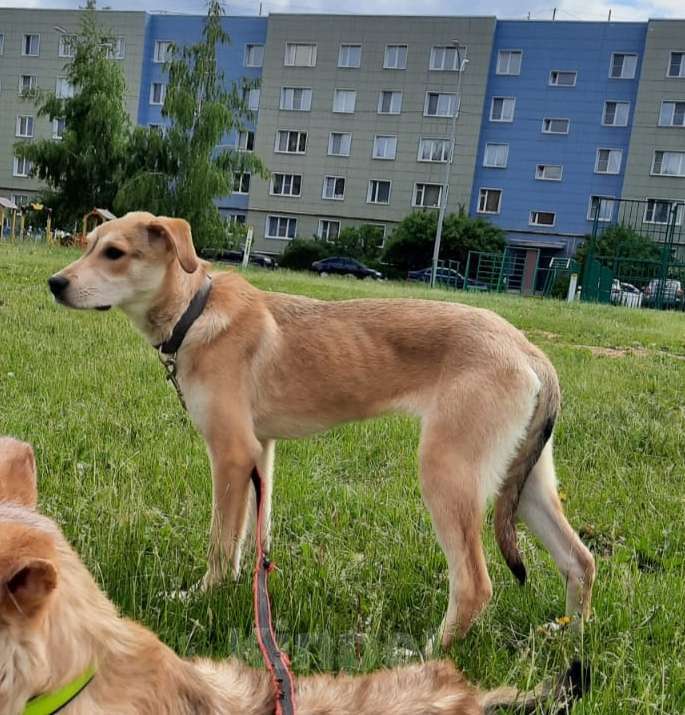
[77, 208, 116, 247]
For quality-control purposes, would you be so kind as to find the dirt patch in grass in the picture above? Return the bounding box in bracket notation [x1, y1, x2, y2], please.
[581, 346, 651, 359]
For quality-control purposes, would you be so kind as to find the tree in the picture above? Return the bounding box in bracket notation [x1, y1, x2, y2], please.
[115, 0, 266, 250]
[382, 210, 506, 275]
[330, 225, 385, 264]
[576, 224, 662, 266]
[14, 10, 131, 228]
[279, 238, 333, 270]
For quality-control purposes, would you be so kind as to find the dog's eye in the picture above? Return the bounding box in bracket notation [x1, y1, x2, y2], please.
[104, 246, 125, 260]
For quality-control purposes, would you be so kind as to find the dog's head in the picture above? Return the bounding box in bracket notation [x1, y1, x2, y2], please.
[47, 211, 199, 313]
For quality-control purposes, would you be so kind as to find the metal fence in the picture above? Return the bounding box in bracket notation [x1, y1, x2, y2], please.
[581, 198, 685, 311]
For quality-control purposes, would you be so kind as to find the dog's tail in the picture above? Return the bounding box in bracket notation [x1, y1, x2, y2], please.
[478, 660, 589, 714]
[494, 356, 561, 585]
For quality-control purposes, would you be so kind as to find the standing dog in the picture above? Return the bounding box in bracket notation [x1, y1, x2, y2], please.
[48, 212, 595, 647]
[0, 437, 587, 714]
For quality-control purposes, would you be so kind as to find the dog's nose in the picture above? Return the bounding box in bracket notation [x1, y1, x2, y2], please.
[48, 275, 70, 297]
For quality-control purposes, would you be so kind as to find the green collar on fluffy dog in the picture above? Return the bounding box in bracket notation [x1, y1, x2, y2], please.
[23, 666, 96, 715]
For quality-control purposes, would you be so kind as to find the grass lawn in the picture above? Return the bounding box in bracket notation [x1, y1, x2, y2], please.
[1, 242, 684, 713]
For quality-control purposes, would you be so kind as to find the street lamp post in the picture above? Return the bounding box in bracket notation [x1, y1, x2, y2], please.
[430, 42, 468, 288]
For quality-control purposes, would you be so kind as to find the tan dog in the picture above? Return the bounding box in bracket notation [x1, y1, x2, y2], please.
[49, 212, 595, 647]
[0, 437, 587, 714]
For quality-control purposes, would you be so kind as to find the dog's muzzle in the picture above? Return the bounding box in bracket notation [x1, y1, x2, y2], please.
[48, 274, 69, 299]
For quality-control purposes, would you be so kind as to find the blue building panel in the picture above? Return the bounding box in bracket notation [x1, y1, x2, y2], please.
[470, 20, 647, 255]
[137, 14, 267, 218]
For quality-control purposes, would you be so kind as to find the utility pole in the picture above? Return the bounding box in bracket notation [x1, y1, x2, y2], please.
[430, 42, 468, 288]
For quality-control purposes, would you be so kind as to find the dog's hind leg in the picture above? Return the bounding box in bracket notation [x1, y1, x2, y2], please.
[255, 439, 276, 555]
[421, 368, 540, 648]
[517, 442, 595, 622]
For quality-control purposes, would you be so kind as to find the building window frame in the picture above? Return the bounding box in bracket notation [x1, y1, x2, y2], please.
[587, 195, 616, 222]
[232, 172, 251, 195]
[149, 82, 166, 106]
[490, 96, 516, 122]
[496, 49, 522, 76]
[602, 100, 630, 127]
[609, 52, 638, 80]
[328, 132, 352, 157]
[322, 175, 346, 201]
[13, 156, 33, 178]
[265, 215, 298, 240]
[284, 43, 317, 67]
[338, 43, 361, 68]
[643, 199, 684, 226]
[548, 70, 577, 87]
[237, 130, 255, 151]
[667, 51, 685, 78]
[274, 129, 308, 154]
[658, 100, 685, 127]
[22, 34, 40, 57]
[542, 117, 570, 134]
[418, 137, 451, 163]
[483, 143, 509, 168]
[280, 87, 312, 112]
[372, 135, 397, 160]
[58, 34, 77, 58]
[367, 179, 391, 205]
[413, 182, 443, 208]
[244, 43, 264, 68]
[154, 40, 173, 64]
[594, 147, 623, 174]
[377, 90, 402, 115]
[477, 187, 502, 215]
[19, 75, 38, 96]
[529, 210, 556, 227]
[333, 88, 357, 113]
[270, 173, 302, 197]
[318, 219, 341, 241]
[425, 92, 459, 118]
[429, 45, 462, 71]
[535, 164, 563, 181]
[651, 150, 685, 177]
[15, 115, 34, 138]
[384, 44, 407, 70]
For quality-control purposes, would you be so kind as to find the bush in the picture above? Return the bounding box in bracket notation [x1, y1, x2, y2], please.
[382, 210, 506, 275]
[279, 238, 333, 270]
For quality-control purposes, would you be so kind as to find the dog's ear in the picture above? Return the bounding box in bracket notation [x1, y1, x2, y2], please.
[1, 557, 57, 620]
[0, 438, 38, 508]
[148, 217, 199, 274]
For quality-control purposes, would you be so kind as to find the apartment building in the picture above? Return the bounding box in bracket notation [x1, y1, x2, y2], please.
[137, 14, 267, 223]
[470, 20, 646, 258]
[622, 20, 685, 231]
[0, 9, 146, 206]
[246, 14, 496, 253]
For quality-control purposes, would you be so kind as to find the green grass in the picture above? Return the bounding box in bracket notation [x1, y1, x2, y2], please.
[1, 242, 684, 713]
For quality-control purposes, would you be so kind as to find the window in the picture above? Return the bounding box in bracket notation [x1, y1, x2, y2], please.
[280, 87, 312, 111]
[58, 34, 77, 58]
[328, 132, 351, 157]
[652, 150, 685, 177]
[233, 173, 250, 194]
[542, 117, 570, 134]
[322, 176, 346, 200]
[367, 180, 391, 204]
[644, 199, 684, 225]
[271, 173, 302, 197]
[16, 115, 34, 138]
[11, 194, 30, 208]
[497, 50, 522, 75]
[229, 214, 246, 226]
[430, 46, 462, 71]
[372, 135, 397, 160]
[668, 52, 685, 78]
[425, 92, 458, 117]
[603, 101, 629, 126]
[610, 53, 637, 79]
[384, 44, 407, 69]
[19, 75, 37, 95]
[338, 44, 361, 68]
[378, 90, 402, 114]
[22, 34, 39, 56]
[595, 148, 623, 174]
[0, 34, 4, 55]
[242, 87, 260, 111]
[105, 37, 125, 60]
[418, 138, 451, 163]
[266, 215, 297, 240]
[275, 130, 307, 154]
[55, 78, 74, 99]
[284, 43, 316, 67]
[549, 70, 577, 87]
[659, 101, 685, 127]
[490, 97, 515, 122]
[483, 143, 509, 168]
[53, 117, 66, 139]
[529, 211, 556, 226]
[244, 43, 264, 67]
[150, 82, 166, 105]
[238, 130, 255, 151]
[588, 196, 615, 222]
[413, 183, 443, 208]
[13, 156, 33, 177]
[535, 164, 563, 181]
[333, 89, 356, 113]
[477, 188, 501, 214]
[318, 219, 341, 241]
[154, 40, 172, 63]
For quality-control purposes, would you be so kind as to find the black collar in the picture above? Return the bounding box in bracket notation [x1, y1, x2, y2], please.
[155, 276, 212, 355]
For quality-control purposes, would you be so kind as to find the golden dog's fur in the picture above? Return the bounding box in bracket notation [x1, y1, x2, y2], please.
[0, 438, 585, 714]
[50, 212, 595, 647]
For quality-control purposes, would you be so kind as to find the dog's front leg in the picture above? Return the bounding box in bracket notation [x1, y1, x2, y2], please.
[202, 432, 261, 590]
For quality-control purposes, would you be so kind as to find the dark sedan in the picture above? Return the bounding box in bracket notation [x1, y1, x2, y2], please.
[311, 256, 383, 280]
[407, 266, 488, 291]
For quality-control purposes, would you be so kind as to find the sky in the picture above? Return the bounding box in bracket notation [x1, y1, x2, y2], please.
[3, 0, 684, 21]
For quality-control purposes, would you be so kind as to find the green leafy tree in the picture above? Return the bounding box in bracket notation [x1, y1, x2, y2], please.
[279, 238, 333, 270]
[382, 210, 506, 274]
[115, 0, 266, 250]
[14, 10, 131, 228]
[576, 224, 662, 265]
[331, 225, 385, 264]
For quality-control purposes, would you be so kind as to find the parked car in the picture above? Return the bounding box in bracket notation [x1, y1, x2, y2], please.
[407, 266, 488, 291]
[643, 279, 684, 308]
[311, 256, 383, 280]
[611, 280, 643, 308]
[199, 247, 278, 269]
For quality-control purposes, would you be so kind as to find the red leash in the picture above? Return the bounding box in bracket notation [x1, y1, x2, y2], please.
[251, 467, 297, 715]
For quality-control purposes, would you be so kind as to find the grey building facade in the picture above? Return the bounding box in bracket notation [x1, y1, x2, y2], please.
[247, 14, 496, 253]
[622, 19, 685, 226]
[0, 9, 146, 205]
